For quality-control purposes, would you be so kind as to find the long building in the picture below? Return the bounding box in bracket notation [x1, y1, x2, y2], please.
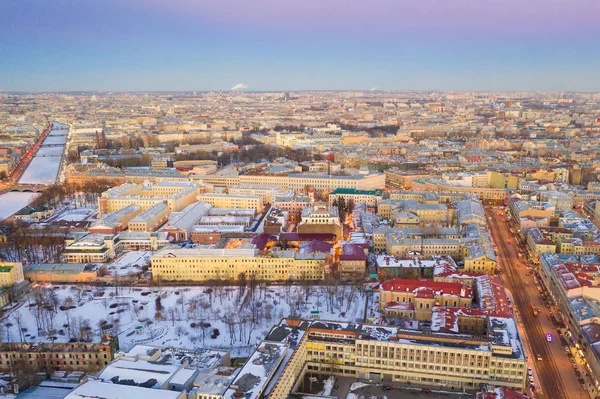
[98, 180, 202, 216]
[151, 247, 325, 281]
[247, 317, 527, 399]
[0, 334, 118, 374]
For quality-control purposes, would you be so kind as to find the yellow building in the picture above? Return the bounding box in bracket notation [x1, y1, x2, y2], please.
[526, 228, 557, 262]
[297, 202, 343, 240]
[98, 181, 201, 216]
[151, 248, 324, 281]
[228, 185, 284, 205]
[196, 193, 264, 212]
[463, 246, 497, 274]
[263, 318, 527, 398]
[0, 262, 24, 287]
[128, 202, 170, 232]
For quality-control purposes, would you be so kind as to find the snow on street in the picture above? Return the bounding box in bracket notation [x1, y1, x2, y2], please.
[0, 192, 39, 220]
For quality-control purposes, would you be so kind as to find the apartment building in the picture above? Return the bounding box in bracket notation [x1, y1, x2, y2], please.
[0, 335, 118, 373]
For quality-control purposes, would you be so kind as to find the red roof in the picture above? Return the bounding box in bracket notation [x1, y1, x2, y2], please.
[280, 233, 336, 242]
[339, 243, 367, 261]
[380, 278, 472, 298]
[300, 240, 333, 254]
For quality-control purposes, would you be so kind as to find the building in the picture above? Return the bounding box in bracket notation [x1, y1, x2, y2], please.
[190, 225, 245, 244]
[329, 188, 383, 207]
[526, 228, 557, 261]
[13, 205, 55, 221]
[128, 202, 170, 232]
[98, 180, 201, 216]
[379, 278, 473, 320]
[196, 193, 264, 212]
[338, 243, 368, 278]
[159, 201, 213, 242]
[256, 317, 527, 398]
[64, 380, 185, 399]
[151, 247, 325, 281]
[238, 170, 385, 193]
[228, 185, 284, 205]
[23, 263, 102, 283]
[63, 234, 118, 263]
[0, 335, 118, 374]
[89, 204, 143, 234]
[297, 202, 343, 240]
[273, 193, 312, 220]
[0, 261, 24, 287]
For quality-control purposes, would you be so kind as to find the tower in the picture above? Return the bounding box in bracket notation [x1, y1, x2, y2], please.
[95, 131, 100, 149]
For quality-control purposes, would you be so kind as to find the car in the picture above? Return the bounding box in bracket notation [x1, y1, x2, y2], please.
[573, 364, 578, 370]
[536, 354, 543, 361]
[569, 357, 575, 363]
[421, 389, 432, 394]
[564, 346, 570, 352]
[382, 385, 392, 391]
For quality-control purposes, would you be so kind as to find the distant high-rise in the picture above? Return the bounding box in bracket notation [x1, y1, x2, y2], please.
[284, 92, 291, 102]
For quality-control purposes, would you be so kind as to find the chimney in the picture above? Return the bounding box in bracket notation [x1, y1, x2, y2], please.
[460, 287, 466, 297]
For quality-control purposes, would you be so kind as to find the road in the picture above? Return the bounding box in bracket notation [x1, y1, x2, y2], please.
[486, 207, 589, 399]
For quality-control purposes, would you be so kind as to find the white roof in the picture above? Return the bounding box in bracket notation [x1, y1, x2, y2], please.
[65, 380, 183, 399]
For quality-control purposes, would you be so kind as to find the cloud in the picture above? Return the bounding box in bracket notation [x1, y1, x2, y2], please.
[230, 83, 248, 91]
[369, 86, 378, 91]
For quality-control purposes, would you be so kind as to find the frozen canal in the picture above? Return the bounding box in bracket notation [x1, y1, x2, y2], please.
[0, 122, 68, 220]
[0, 192, 39, 220]
[18, 122, 68, 185]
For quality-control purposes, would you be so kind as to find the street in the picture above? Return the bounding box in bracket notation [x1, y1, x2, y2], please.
[485, 207, 589, 399]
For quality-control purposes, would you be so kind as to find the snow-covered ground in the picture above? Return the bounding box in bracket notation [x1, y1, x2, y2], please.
[42, 135, 67, 145]
[36, 146, 65, 156]
[18, 156, 62, 184]
[105, 251, 152, 277]
[47, 207, 96, 222]
[18, 124, 68, 185]
[1, 284, 367, 357]
[0, 192, 39, 220]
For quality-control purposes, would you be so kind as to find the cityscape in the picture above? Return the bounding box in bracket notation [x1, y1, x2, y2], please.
[2, 2, 600, 399]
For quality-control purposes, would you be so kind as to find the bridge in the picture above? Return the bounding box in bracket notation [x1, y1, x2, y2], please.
[8, 184, 48, 193]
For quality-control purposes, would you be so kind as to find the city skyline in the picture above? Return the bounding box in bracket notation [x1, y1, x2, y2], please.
[2, 0, 600, 92]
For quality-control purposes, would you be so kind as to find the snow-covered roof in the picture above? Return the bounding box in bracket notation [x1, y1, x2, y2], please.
[65, 380, 184, 399]
[224, 342, 288, 399]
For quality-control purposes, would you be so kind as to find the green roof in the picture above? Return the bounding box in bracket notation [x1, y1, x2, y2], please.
[330, 188, 383, 196]
[0, 266, 14, 273]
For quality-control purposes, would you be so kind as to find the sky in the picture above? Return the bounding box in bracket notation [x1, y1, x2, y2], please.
[1, 0, 599, 92]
